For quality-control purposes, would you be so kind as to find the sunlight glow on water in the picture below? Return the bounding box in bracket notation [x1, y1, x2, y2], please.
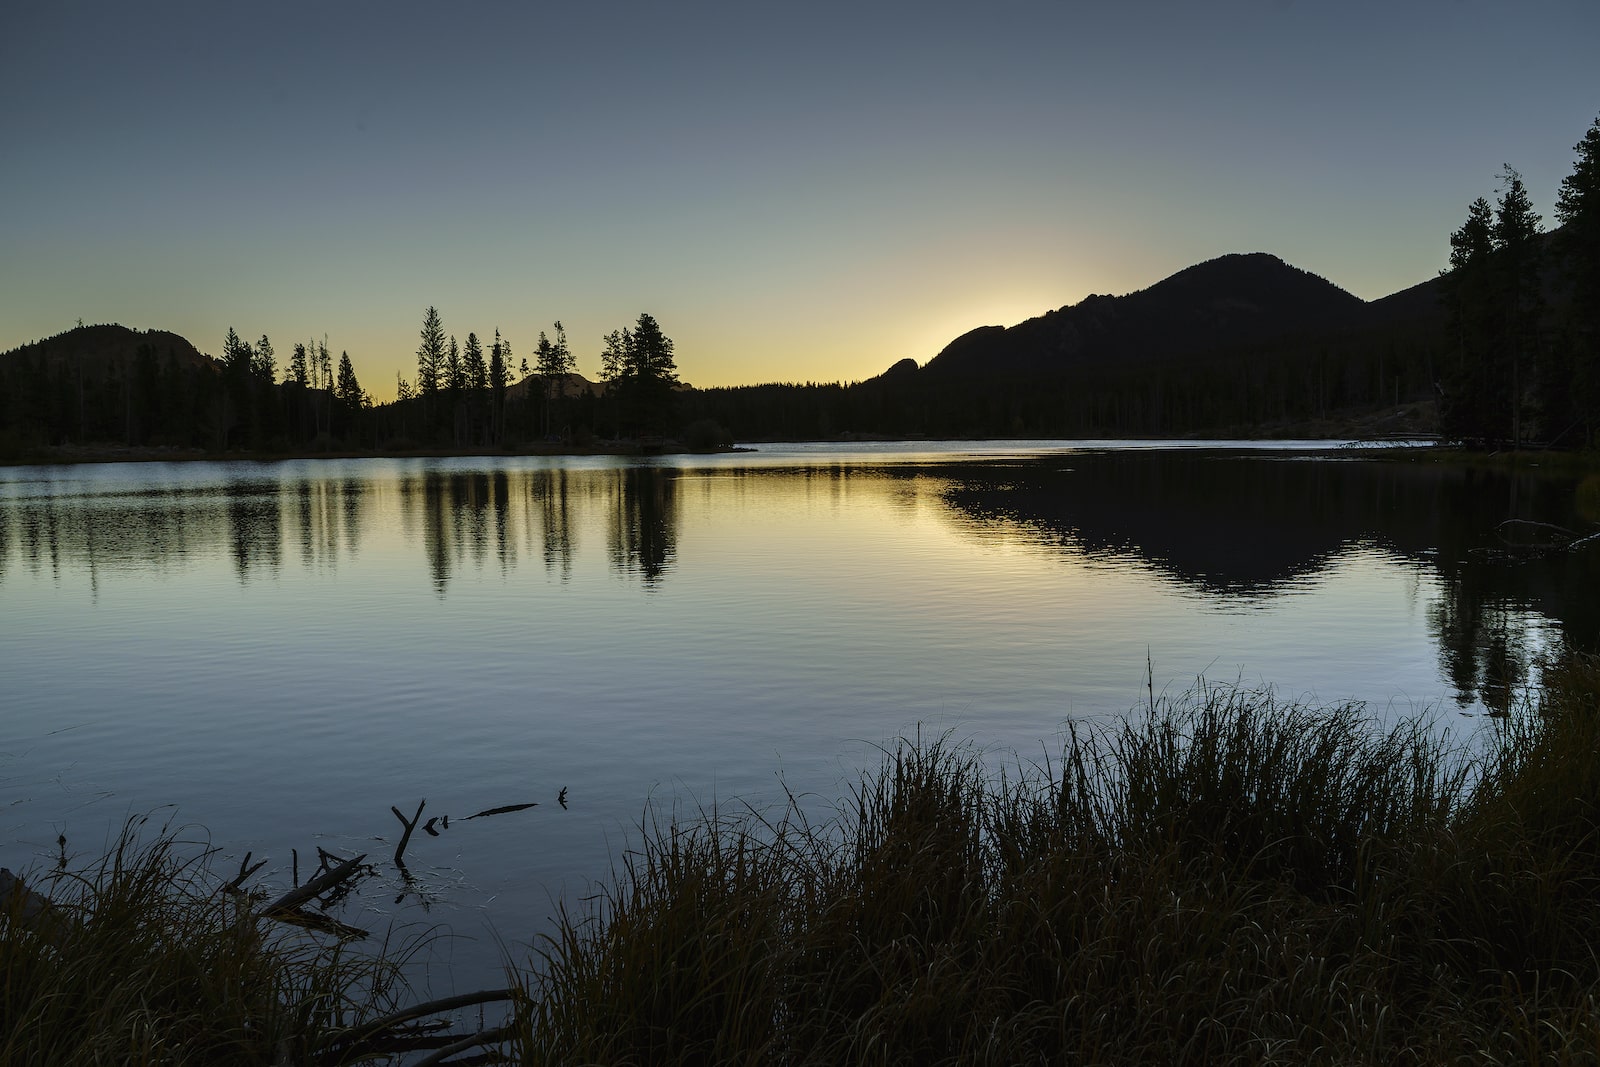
[0, 443, 1586, 990]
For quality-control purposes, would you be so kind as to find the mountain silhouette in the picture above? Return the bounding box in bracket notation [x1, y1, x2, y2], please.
[904, 253, 1437, 380]
[0, 323, 214, 378]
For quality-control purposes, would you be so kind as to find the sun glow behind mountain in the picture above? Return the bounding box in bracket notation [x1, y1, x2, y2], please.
[2, 2, 1596, 398]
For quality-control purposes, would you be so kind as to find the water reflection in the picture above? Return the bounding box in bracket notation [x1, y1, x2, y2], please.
[608, 467, 678, 586]
[225, 477, 281, 579]
[936, 450, 1598, 707]
[1, 452, 1593, 708]
[534, 469, 576, 580]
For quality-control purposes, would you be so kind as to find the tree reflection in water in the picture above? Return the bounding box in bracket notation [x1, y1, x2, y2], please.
[1, 451, 1592, 704]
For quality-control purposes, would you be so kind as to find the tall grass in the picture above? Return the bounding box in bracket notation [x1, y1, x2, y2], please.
[10, 662, 1600, 1063]
[514, 659, 1600, 1065]
[0, 819, 411, 1066]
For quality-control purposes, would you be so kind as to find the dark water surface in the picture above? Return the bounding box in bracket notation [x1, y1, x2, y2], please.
[2, 442, 1594, 990]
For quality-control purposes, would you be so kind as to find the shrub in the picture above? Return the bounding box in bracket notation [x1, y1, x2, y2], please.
[682, 419, 734, 452]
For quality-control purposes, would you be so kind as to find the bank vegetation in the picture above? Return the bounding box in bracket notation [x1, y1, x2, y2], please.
[7, 656, 1600, 1064]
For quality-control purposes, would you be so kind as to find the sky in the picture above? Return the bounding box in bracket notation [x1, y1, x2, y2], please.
[3, 1, 1598, 399]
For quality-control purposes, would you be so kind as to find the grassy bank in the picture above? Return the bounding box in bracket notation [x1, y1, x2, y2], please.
[515, 658, 1600, 1066]
[0, 824, 419, 1066]
[7, 659, 1600, 1063]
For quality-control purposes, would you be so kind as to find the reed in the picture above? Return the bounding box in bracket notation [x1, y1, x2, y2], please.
[513, 657, 1600, 1065]
[10, 660, 1600, 1063]
[0, 818, 411, 1067]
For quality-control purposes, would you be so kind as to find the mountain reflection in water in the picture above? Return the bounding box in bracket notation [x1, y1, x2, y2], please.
[4, 444, 1597, 992]
[2, 448, 1594, 716]
[937, 451, 1598, 710]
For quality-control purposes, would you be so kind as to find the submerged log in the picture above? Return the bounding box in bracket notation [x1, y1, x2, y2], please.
[1495, 519, 1600, 553]
[313, 987, 516, 1062]
[463, 802, 537, 820]
[391, 799, 426, 865]
[263, 852, 367, 915]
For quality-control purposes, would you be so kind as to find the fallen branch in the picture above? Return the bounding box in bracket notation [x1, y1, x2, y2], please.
[1487, 519, 1600, 557]
[225, 851, 269, 892]
[392, 799, 426, 865]
[464, 802, 537, 820]
[321, 988, 516, 1047]
[314, 988, 516, 1060]
[412, 1023, 515, 1067]
[269, 906, 369, 941]
[263, 852, 367, 915]
[1496, 518, 1581, 546]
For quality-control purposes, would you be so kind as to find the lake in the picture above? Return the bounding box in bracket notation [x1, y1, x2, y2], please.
[2, 441, 1595, 991]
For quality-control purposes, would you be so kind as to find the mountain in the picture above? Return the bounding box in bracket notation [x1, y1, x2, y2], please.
[0, 323, 216, 378]
[506, 370, 605, 401]
[903, 253, 1437, 380]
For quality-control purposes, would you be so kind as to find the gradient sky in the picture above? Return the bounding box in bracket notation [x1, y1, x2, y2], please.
[4, 1, 1597, 399]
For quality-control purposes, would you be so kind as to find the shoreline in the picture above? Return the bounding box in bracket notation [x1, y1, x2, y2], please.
[1, 433, 1440, 469]
[0, 440, 757, 468]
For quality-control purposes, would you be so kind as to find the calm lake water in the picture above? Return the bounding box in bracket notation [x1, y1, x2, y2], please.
[2, 441, 1595, 990]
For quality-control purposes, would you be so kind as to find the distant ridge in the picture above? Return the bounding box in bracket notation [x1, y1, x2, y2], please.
[0, 323, 214, 377]
[901, 252, 1429, 380]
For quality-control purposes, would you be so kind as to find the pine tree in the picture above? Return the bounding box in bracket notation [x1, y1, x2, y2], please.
[445, 336, 464, 393]
[221, 328, 254, 448]
[444, 335, 465, 444]
[1439, 177, 1543, 449]
[416, 307, 445, 396]
[599, 328, 629, 439]
[253, 335, 277, 384]
[489, 329, 510, 444]
[317, 339, 334, 438]
[465, 332, 487, 392]
[335, 351, 364, 410]
[222, 327, 252, 377]
[534, 321, 577, 438]
[618, 313, 678, 436]
[318, 339, 333, 393]
[1556, 115, 1600, 446]
[290, 343, 310, 388]
[1492, 166, 1542, 447]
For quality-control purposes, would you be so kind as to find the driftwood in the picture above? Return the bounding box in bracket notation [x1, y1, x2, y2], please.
[269, 906, 369, 941]
[391, 799, 426, 865]
[1495, 519, 1600, 553]
[319, 988, 516, 1049]
[313, 987, 516, 1063]
[263, 852, 367, 915]
[464, 802, 538, 820]
[225, 851, 269, 892]
[412, 1024, 515, 1066]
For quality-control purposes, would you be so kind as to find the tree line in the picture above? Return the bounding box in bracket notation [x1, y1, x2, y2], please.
[677, 321, 1442, 442]
[5, 116, 1594, 454]
[1438, 116, 1600, 448]
[399, 308, 683, 448]
[0, 311, 688, 455]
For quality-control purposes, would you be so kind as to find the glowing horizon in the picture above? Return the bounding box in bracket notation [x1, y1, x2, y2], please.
[4, 2, 1597, 400]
